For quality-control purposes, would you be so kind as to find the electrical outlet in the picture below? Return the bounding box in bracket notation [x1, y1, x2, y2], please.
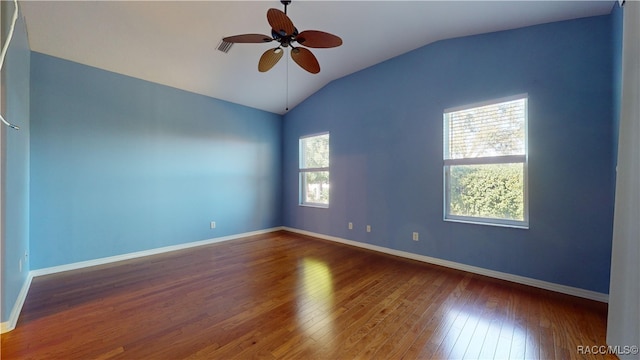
[210, 221, 216, 229]
[348, 222, 353, 230]
[366, 225, 371, 233]
[413, 232, 419, 241]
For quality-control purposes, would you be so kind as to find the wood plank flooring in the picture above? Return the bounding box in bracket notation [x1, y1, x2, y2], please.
[1, 231, 614, 359]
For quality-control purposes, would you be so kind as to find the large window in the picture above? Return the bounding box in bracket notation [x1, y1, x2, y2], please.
[299, 133, 330, 207]
[443, 95, 528, 228]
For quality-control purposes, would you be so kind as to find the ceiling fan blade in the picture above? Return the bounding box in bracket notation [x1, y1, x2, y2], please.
[258, 47, 284, 72]
[291, 47, 320, 74]
[223, 34, 273, 43]
[296, 30, 342, 48]
[267, 8, 295, 37]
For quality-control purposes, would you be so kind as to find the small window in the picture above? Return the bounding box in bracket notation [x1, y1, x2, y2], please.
[443, 95, 528, 228]
[299, 133, 330, 207]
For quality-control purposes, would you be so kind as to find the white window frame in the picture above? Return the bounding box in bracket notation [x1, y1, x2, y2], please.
[299, 132, 330, 208]
[443, 94, 529, 229]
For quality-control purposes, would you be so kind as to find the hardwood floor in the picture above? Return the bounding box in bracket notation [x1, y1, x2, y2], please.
[1, 231, 613, 359]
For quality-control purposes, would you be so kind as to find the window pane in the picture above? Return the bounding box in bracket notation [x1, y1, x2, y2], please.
[300, 134, 329, 169]
[301, 171, 329, 205]
[448, 163, 524, 221]
[446, 98, 525, 159]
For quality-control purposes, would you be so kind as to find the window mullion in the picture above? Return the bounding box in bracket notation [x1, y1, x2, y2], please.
[444, 155, 526, 166]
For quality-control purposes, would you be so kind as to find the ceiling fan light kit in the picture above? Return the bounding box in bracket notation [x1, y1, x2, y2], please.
[222, 0, 342, 74]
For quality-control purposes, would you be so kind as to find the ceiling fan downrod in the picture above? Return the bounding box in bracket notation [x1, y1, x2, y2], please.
[280, 0, 291, 14]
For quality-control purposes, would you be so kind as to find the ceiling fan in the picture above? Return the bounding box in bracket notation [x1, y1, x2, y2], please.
[222, 0, 342, 74]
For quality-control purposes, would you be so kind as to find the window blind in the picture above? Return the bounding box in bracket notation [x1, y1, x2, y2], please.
[445, 98, 526, 160]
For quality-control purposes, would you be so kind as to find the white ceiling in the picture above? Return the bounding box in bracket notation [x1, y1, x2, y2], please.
[20, 1, 614, 115]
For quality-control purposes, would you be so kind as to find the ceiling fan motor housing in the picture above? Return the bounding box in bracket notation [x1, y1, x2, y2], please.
[272, 28, 299, 47]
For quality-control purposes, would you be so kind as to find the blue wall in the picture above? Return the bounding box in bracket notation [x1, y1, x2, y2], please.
[283, 15, 616, 293]
[30, 53, 282, 269]
[1, 12, 30, 322]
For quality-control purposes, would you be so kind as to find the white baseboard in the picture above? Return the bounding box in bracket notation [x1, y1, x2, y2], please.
[1, 272, 33, 334]
[31, 227, 284, 277]
[283, 227, 609, 303]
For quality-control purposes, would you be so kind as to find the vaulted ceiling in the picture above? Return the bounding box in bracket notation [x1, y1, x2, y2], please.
[20, 1, 614, 114]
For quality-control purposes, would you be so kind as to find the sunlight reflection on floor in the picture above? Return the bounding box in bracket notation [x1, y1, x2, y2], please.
[296, 258, 335, 345]
[441, 306, 533, 359]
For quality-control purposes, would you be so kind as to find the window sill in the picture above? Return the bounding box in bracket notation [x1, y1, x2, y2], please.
[299, 203, 329, 209]
[444, 217, 529, 230]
